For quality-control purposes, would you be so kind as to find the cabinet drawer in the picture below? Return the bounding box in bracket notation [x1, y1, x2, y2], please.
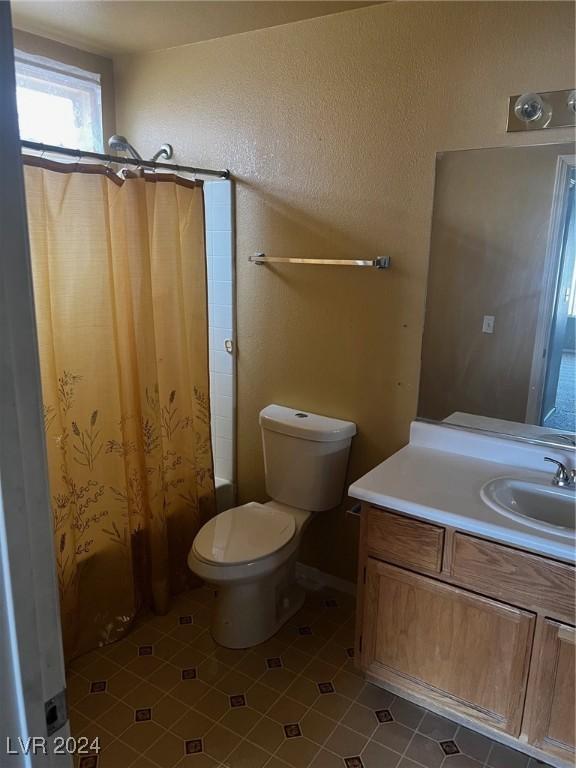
[366, 507, 444, 573]
[451, 533, 575, 624]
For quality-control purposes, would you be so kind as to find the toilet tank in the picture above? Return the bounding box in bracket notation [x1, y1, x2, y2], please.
[259, 404, 357, 511]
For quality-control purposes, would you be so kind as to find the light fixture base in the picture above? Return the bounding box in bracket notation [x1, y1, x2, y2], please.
[507, 89, 576, 132]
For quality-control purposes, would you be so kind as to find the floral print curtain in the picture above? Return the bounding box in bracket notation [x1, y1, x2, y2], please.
[23, 159, 215, 660]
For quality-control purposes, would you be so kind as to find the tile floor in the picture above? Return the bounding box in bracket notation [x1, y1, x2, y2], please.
[68, 586, 552, 768]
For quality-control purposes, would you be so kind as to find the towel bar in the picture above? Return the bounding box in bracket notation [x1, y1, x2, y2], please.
[249, 253, 391, 269]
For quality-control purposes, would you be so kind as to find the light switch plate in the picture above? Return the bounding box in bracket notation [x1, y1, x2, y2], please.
[482, 315, 495, 334]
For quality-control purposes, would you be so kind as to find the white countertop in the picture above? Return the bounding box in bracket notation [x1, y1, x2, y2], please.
[349, 421, 576, 564]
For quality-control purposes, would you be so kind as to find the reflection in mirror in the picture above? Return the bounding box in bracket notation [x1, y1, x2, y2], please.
[418, 142, 576, 448]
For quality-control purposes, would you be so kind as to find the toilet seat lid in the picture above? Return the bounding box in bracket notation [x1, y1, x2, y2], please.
[193, 502, 296, 565]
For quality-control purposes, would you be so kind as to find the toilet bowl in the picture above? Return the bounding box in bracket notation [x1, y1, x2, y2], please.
[188, 404, 356, 648]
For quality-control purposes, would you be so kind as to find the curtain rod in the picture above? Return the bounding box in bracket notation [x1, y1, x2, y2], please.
[20, 140, 230, 179]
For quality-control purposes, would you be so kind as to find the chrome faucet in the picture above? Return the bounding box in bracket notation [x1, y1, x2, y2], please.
[544, 457, 576, 487]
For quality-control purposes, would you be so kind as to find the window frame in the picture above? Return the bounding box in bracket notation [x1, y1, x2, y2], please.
[14, 49, 103, 152]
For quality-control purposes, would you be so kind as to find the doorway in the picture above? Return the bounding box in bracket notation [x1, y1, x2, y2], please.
[526, 154, 576, 435]
[541, 169, 576, 431]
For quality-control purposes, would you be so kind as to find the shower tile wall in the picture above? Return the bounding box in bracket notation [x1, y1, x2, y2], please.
[205, 180, 235, 485]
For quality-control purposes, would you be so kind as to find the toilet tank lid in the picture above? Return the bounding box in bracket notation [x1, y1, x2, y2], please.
[259, 404, 357, 442]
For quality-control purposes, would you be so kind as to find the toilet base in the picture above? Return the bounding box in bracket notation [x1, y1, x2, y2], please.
[210, 559, 305, 648]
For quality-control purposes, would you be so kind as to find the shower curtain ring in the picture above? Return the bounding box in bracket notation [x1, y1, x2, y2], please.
[74, 149, 83, 172]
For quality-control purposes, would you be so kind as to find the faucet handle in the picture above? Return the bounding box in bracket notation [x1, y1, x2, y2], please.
[544, 457, 570, 486]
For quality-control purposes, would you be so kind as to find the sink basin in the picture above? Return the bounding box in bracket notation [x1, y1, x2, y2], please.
[481, 476, 575, 538]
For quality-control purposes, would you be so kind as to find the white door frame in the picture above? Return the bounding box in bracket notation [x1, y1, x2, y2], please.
[0, 4, 70, 765]
[525, 153, 576, 425]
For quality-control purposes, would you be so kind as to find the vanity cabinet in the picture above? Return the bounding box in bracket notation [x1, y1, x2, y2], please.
[525, 620, 575, 760]
[356, 504, 576, 766]
[361, 558, 534, 735]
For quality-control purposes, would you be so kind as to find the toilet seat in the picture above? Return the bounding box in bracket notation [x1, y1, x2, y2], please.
[193, 502, 296, 565]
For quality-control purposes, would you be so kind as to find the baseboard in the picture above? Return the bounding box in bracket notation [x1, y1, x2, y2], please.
[365, 673, 570, 768]
[295, 562, 356, 597]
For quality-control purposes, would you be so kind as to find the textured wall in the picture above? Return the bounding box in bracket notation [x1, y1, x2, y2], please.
[114, 2, 575, 582]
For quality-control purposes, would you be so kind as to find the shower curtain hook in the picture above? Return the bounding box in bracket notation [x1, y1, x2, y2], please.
[74, 148, 82, 172]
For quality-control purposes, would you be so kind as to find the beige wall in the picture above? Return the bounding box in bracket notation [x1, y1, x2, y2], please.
[419, 143, 574, 424]
[12, 29, 116, 143]
[113, 2, 575, 582]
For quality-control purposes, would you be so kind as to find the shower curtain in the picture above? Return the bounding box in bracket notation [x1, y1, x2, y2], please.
[23, 158, 216, 659]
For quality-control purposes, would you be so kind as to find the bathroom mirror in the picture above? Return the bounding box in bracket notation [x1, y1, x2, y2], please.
[418, 141, 576, 449]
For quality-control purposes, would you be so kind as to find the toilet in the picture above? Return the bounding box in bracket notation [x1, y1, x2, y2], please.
[188, 404, 356, 648]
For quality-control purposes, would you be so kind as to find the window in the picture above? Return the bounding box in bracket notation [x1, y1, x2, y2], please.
[15, 51, 103, 152]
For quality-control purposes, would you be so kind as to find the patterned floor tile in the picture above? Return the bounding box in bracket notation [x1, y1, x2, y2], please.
[267, 695, 308, 726]
[487, 742, 531, 768]
[275, 734, 320, 767]
[245, 681, 278, 714]
[226, 739, 270, 768]
[246, 715, 285, 752]
[333, 669, 365, 700]
[418, 712, 458, 741]
[194, 687, 230, 720]
[444, 754, 484, 768]
[144, 729, 187, 767]
[219, 704, 261, 736]
[66, 585, 552, 768]
[309, 749, 343, 768]
[95, 699, 135, 737]
[202, 723, 238, 763]
[371, 719, 414, 754]
[300, 709, 338, 745]
[453, 726, 493, 762]
[404, 732, 444, 768]
[324, 724, 369, 758]
[341, 702, 379, 737]
[356, 683, 394, 711]
[96, 737, 140, 768]
[390, 698, 426, 731]
[361, 739, 401, 768]
[120, 719, 165, 753]
[153, 694, 187, 729]
[171, 707, 214, 740]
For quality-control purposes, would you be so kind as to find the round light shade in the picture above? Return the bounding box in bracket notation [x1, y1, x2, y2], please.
[514, 93, 552, 128]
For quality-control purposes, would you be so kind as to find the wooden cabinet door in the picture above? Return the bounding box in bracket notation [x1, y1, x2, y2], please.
[361, 559, 535, 735]
[526, 620, 575, 761]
